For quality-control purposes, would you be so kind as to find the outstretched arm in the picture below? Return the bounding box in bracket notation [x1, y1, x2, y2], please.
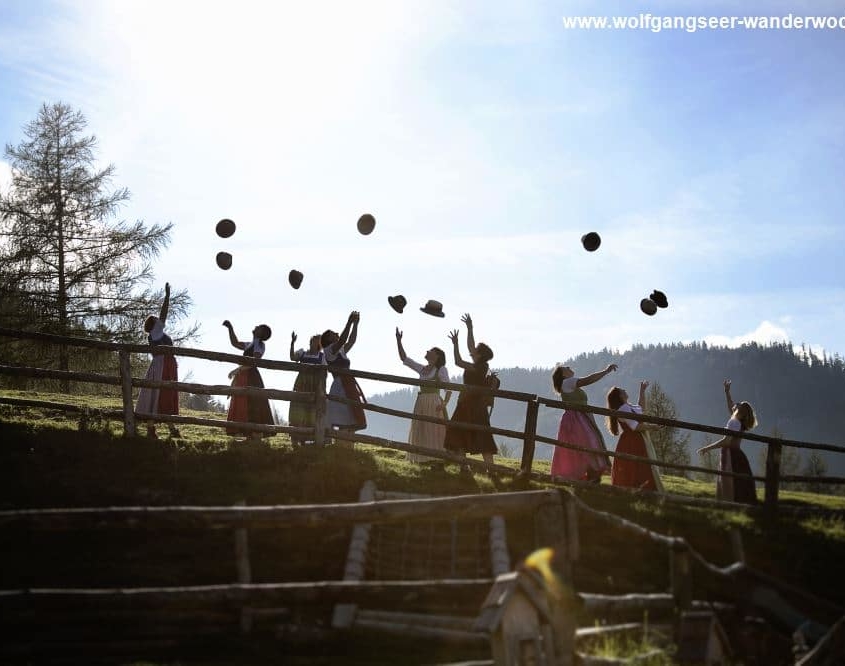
[461, 313, 477, 356]
[449, 329, 473, 370]
[724, 379, 735, 414]
[344, 312, 360, 353]
[159, 283, 171, 323]
[290, 332, 298, 361]
[698, 435, 732, 455]
[638, 380, 649, 410]
[330, 311, 356, 354]
[576, 364, 618, 388]
[222, 320, 246, 350]
[395, 328, 407, 362]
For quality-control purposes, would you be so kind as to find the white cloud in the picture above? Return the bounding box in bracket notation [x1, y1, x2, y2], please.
[702, 320, 790, 349]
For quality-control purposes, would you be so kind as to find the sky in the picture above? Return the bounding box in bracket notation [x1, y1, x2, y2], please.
[1, 0, 844, 410]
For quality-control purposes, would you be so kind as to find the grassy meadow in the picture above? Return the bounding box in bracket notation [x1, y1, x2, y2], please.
[1, 388, 844, 663]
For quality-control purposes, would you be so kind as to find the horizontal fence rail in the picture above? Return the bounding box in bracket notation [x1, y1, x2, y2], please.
[2, 327, 844, 509]
[0, 490, 560, 532]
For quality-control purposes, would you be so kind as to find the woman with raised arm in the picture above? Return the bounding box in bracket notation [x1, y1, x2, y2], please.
[606, 381, 664, 491]
[697, 380, 758, 504]
[443, 314, 497, 475]
[550, 363, 617, 483]
[322, 311, 367, 445]
[223, 320, 274, 441]
[288, 331, 326, 446]
[135, 282, 181, 439]
[395, 327, 452, 463]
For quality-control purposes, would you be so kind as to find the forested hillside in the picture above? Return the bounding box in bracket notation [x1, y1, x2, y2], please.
[366, 342, 845, 474]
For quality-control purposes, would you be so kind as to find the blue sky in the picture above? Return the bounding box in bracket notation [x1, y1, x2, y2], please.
[1, 0, 844, 404]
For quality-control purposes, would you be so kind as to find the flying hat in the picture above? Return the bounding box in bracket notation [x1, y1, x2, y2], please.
[289, 269, 304, 289]
[388, 295, 407, 313]
[581, 232, 601, 252]
[357, 213, 376, 235]
[420, 299, 445, 318]
[650, 289, 668, 308]
[216, 218, 236, 238]
[640, 298, 657, 316]
[216, 251, 233, 270]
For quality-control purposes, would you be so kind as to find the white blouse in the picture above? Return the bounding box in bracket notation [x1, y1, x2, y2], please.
[403, 357, 449, 382]
[559, 376, 578, 394]
[617, 403, 643, 430]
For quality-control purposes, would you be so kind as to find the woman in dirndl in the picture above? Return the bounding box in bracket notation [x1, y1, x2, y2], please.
[135, 282, 181, 439]
[322, 311, 367, 446]
[550, 362, 616, 483]
[606, 381, 665, 492]
[223, 320, 275, 441]
[288, 331, 326, 445]
[443, 313, 498, 475]
[395, 327, 452, 463]
[697, 380, 758, 504]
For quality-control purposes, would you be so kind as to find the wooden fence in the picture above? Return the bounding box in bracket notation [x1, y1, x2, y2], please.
[2, 326, 845, 510]
[1, 488, 841, 663]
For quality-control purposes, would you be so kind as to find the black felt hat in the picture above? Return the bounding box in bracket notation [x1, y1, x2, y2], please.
[640, 298, 657, 316]
[420, 299, 445, 318]
[216, 251, 233, 270]
[388, 295, 407, 313]
[581, 231, 601, 252]
[289, 269, 304, 289]
[216, 218, 236, 238]
[649, 290, 668, 308]
[357, 213, 376, 235]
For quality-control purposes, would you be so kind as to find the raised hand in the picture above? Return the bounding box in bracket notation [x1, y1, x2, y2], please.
[349, 310, 360, 324]
[222, 320, 232, 329]
[640, 381, 650, 391]
[724, 379, 732, 391]
[461, 313, 473, 327]
[606, 364, 618, 373]
[395, 327, 403, 341]
[291, 331, 297, 344]
[448, 329, 460, 344]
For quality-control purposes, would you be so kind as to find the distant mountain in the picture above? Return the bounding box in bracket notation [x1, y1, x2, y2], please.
[363, 342, 845, 475]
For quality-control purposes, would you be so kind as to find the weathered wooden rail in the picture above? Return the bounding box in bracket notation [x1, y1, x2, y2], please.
[2, 488, 841, 664]
[2, 326, 845, 510]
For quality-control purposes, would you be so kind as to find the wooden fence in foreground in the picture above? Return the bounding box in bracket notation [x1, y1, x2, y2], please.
[2, 326, 845, 510]
[1, 489, 842, 663]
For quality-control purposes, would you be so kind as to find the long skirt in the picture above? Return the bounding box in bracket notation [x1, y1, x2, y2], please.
[718, 446, 757, 504]
[407, 392, 447, 463]
[326, 374, 367, 430]
[611, 429, 663, 491]
[227, 367, 274, 436]
[136, 355, 179, 416]
[550, 411, 611, 481]
[288, 368, 324, 442]
[444, 392, 497, 455]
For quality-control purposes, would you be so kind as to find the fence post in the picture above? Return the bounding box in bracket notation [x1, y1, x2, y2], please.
[118, 350, 136, 438]
[234, 499, 252, 634]
[534, 493, 576, 666]
[519, 398, 540, 478]
[313, 366, 328, 446]
[765, 441, 782, 510]
[670, 539, 692, 611]
[332, 479, 376, 629]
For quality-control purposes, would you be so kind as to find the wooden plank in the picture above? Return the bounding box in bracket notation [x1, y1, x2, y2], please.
[765, 442, 782, 510]
[0, 490, 560, 532]
[520, 398, 539, 475]
[118, 350, 136, 437]
[0, 580, 494, 612]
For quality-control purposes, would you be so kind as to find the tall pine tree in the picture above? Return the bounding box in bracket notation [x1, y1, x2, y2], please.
[0, 102, 195, 378]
